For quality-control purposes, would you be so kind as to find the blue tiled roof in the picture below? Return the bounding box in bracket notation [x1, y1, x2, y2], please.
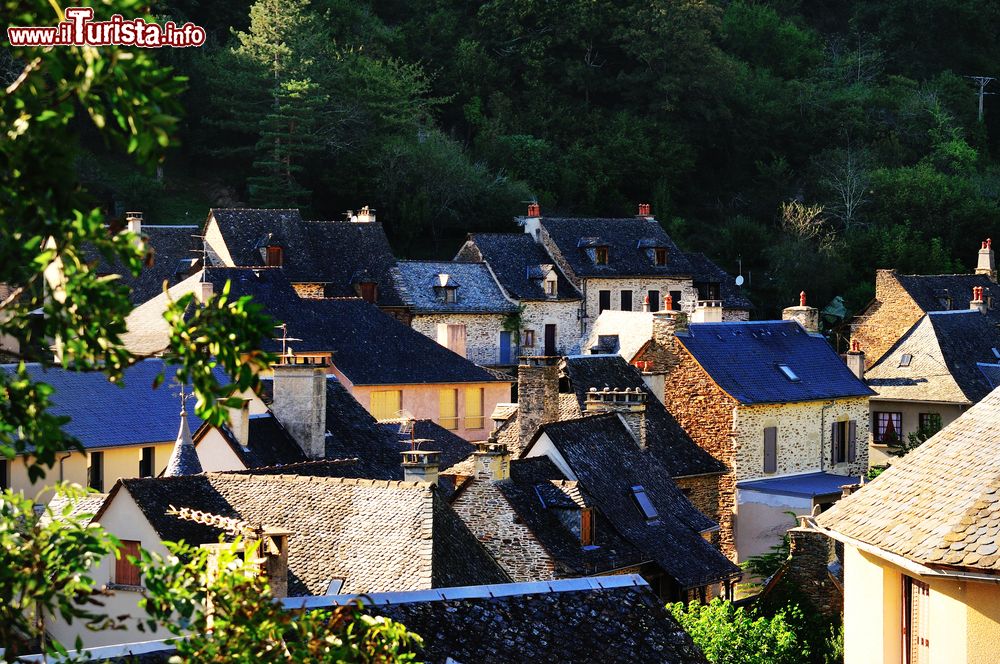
[2, 359, 209, 450]
[737, 472, 862, 498]
[676, 321, 874, 404]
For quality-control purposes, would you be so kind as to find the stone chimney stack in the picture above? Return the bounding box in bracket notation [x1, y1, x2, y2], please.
[691, 300, 723, 323]
[971, 285, 987, 314]
[651, 310, 686, 348]
[474, 438, 511, 481]
[125, 211, 143, 235]
[584, 387, 648, 448]
[228, 398, 251, 448]
[348, 206, 376, 223]
[976, 239, 996, 282]
[845, 340, 865, 380]
[517, 355, 560, 447]
[781, 525, 842, 619]
[196, 278, 214, 304]
[520, 203, 543, 241]
[242, 526, 291, 599]
[271, 359, 328, 460]
[782, 291, 819, 333]
[401, 448, 441, 485]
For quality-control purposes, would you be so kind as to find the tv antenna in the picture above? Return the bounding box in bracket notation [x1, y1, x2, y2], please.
[272, 323, 302, 361]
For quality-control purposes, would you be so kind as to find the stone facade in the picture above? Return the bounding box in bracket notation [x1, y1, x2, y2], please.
[851, 270, 924, 369]
[674, 474, 724, 549]
[722, 308, 750, 322]
[410, 312, 507, 366]
[518, 300, 583, 357]
[578, 276, 697, 337]
[769, 527, 843, 619]
[517, 358, 561, 450]
[291, 282, 325, 299]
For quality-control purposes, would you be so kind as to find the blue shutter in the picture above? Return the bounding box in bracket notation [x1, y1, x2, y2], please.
[499, 331, 512, 364]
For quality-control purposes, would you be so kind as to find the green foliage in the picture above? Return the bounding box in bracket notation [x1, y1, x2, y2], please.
[867, 464, 888, 480]
[887, 417, 941, 458]
[740, 512, 797, 585]
[138, 540, 422, 662]
[668, 598, 807, 664]
[501, 304, 527, 346]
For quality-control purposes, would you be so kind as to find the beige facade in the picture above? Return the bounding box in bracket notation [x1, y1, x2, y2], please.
[868, 399, 967, 466]
[410, 312, 508, 366]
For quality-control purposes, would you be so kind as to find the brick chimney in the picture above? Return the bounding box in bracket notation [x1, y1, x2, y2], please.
[517, 355, 560, 447]
[584, 387, 648, 448]
[228, 398, 251, 448]
[782, 291, 819, 333]
[845, 340, 865, 380]
[401, 448, 441, 485]
[125, 211, 143, 235]
[271, 359, 327, 460]
[474, 438, 511, 481]
[976, 239, 996, 282]
[971, 285, 987, 314]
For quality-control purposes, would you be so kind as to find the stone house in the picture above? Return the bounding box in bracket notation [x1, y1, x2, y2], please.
[392, 260, 518, 366]
[122, 268, 511, 442]
[850, 239, 997, 369]
[863, 307, 1000, 466]
[455, 233, 583, 356]
[517, 204, 751, 338]
[632, 305, 873, 562]
[812, 386, 1000, 664]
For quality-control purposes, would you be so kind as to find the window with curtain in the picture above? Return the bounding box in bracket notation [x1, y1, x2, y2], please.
[370, 390, 402, 421]
[874, 411, 902, 444]
[439, 389, 458, 430]
[464, 387, 484, 429]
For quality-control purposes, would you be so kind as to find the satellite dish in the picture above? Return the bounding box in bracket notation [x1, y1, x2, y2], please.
[735, 275, 745, 286]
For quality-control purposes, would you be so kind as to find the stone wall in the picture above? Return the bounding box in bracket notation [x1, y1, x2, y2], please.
[579, 276, 696, 337]
[410, 312, 507, 366]
[723, 308, 750, 322]
[519, 300, 584, 356]
[850, 270, 924, 368]
[450, 475, 559, 582]
[291, 282, 325, 299]
[775, 527, 843, 619]
[674, 474, 724, 549]
[517, 358, 561, 449]
[731, 398, 871, 482]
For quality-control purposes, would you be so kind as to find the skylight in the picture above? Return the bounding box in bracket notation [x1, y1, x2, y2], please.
[631, 485, 659, 522]
[777, 364, 800, 382]
[993, 348, 1000, 359]
[899, 353, 913, 367]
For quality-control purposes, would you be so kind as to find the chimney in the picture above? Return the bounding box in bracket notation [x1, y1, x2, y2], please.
[527, 203, 541, 218]
[782, 291, 819, 333]
[976, 239, 996, 282]
[845, 340, 865, 380]
[638, 203, 652, 218]
[651, 309, 686, 348]
[474, 437, 511, 481]
[691, 299, 723, 323]
[971, 285, 987, 314]
[228, 398, 251, 448]
[641, 294, 650, 312]
[517, 355, 560, 447]
[243, 526, 291, 599]
[271, 360, 327, 460]
[664, 293, 673, 312]
[584, 387, 648, 448]
[196, 279, 214, 304]
[350, 205, 376, 223]
[125, 211, 143, 235]
[401, 448, 441, 485]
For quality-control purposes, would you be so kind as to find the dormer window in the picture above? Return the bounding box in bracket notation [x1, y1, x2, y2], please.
[433, 273, 459, 303]
[630, 485, 659, 523]
[544, 276, 557, 297]
[899, 353, 913, 367]
[444, 287, 458, 303]
[777, 364, 800, 382]
[358, 281, 377, 304]
[595, 246, 609, 265]
[266, 245, 283, 267]
[654, 248, 667, 266]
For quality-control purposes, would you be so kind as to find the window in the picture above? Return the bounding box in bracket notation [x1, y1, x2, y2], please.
[139, 447, 155, 478]
[904, 576, 930, 664]
[443, 287, 458, 303]
[874, 411, 902, 444]
[654, 248, 667, 266]
[544, 277, 557, 297]
[265, 245, 283, 267]
[370, 390, 402, 421]
[918, 412, 942, 435]
[648, 290, 660, 312]
[899, 353, 913, 367]
[993, 347, 1000, 359]
[523, 329, 536, 347]
[695, 282, 721, 301]
[777, 364, 800, 382]
[325, 579, 345, 595]
[358, 282, 377, 303]
[0, 459, 7, 490]
[598, 290, 611, 313]
[581, 509, 594, 545]
[115, 540, 142, 586]
[437, 323, 467, 357]
[669, 290, 683, 310]
[464, 387, 484, 429]
[88, 451, 104, 492]
[439, 389, 459, 430]
[831, 420, 857, 464]
[630, 485, 659, 522]
[595, 246, 609, 265]
[763, 426, 777, 473]
[620, 290, 633, 311]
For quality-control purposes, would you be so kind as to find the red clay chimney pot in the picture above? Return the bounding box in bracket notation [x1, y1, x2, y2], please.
[527, 203, 541, 218]
[799, 291, 807, 307]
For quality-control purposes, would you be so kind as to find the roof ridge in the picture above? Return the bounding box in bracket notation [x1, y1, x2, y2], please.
[205, 471, 433, 490]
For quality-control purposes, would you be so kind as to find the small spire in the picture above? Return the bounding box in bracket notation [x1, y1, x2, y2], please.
[163, 384, 203, 477]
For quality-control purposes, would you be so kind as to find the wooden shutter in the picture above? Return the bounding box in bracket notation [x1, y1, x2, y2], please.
[371, 390, 401, 421]
[580, 509, 593, 545]
[464, 387, 484, 429]
[439, 389, 458, 430]
[848, 420, 857, 463]
[831, 422, 839, 464]
[116, 541, 141, 586]
[763, 427, 777, 473]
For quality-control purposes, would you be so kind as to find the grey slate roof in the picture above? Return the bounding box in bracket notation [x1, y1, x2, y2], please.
[162, 408, 203, 476]
[676, 321, 875, 405]
[894, 273, 997, 314]
[208, 209, 405, 306]
[118, 472, 509, 596]
[392, 260, 517, 314]
[456, 233, 582, 300]
[684, 251, 754, 311]
[538, 217, 693, 278]
[0, 360, 205, 450]
[93, 225, 202, 305]
[351, 577, 709, 663]
[532, 414, 741, 589]
[867, 311, 1000, 405]
[817, 386, 1000, 572]
[561, 355, 727, 477]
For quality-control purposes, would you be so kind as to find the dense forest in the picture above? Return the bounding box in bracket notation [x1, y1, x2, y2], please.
[84, 0, 1000, 318]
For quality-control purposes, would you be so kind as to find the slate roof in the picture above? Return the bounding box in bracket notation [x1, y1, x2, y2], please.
[561, 355, 727, 477]
[684, 251, 754, 311]
[894, 273, 997, 314]
[332, 576, 708, 663]
[538, 217, 693, 278]
[676, 321, 875, 405]
[737, 472, 862, 499]
[392, 260, 517, 314]
[207, 209, 405, 306]
[123, 268, 505, 386]
[0, 360, 205, 450]
[531, 414, 741, 588]
[866, 311, 1000, 405]
[162, 409, 203, 476]
[456, 233, 582, 300]
[93, 225, 202, 305]
[198, 413, 308, 469]
[817, 386, 1000, 573]
[116, 472, 509, 595]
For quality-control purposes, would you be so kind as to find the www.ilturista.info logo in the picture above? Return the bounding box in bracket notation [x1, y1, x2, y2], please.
[7, 7, 205, 48]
